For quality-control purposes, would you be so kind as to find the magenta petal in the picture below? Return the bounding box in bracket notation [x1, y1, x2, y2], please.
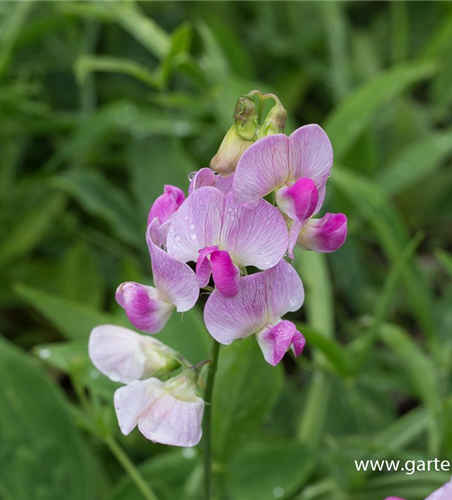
[204, 260, 303, 345]
[297, 213, 347, 253]
[256, 320, 303, 366]
[234, 134, 291, 203]
[210, 250, 240, 297]
[147, 185, 185, 227]
[196, 245, 218, 288]
[220, 192, 288, 269]
[276, 178, 318, 221]
[289, 125, 333, 189]
[147, 220, 199, 312]
[291, 330, 306, 357]
[116, 282, 173, 334]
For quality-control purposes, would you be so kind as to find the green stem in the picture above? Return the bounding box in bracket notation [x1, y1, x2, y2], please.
[105, 436, 159, 500]
[203, 340, 221, 500]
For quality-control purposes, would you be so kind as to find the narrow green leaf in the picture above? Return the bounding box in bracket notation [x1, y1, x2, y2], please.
[324, 61, 436, 160]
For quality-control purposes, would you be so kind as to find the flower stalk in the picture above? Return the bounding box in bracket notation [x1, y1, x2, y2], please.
[203, 339, 221, 500]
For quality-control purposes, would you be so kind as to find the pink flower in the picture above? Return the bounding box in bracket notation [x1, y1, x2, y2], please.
[114, 371, 204, 447]
[167, 186, 288, 296]
[233, 125, 333, 220]
[297, 212, 347, 253]
[425, 479, 452, 500]
[116, 219, 199, 333]
[89, 325, 178, 383]
[204, 260, 305, 366]
[188, 168, 234, 195]
[147, 185, 185, 246]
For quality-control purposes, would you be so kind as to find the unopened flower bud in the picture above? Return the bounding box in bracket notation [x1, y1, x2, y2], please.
[257, 100, 287, 138]
[210, 95, 258, 177]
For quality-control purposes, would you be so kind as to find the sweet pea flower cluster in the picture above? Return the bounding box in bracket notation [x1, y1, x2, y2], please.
[89, 91, 347, 448]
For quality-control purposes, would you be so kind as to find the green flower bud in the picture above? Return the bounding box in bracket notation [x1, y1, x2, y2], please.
[210, 95, 258, 177]
[257, 100, 287, 139]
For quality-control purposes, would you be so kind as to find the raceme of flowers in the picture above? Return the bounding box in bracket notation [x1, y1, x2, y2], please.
[89, 92, 348, 448]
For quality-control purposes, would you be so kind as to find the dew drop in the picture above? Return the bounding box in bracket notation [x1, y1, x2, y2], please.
[273, 486, 285, 498]
[257, 284, 264, 290]
[181, 448, 196, 459]
[188, 171, 197, 181]
[174, 234, 181, 242]
[39, 349, 51, 359]
[189, 223, 195, 230]
[200, 204, 206, 210]
[190, 233, 197, 240]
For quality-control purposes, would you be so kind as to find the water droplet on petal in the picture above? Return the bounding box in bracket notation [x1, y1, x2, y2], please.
[257, 284, 264, 290]
[200, 204, 206, 210]
[190, 233, 197, 240]
[189, 223, 195, 230]
[174, 234, 181, 242]
[188, 171, 196, 181]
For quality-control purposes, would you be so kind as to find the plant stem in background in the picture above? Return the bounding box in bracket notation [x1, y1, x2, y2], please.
[203, 340, 221, 500]
[105, 436, 159, 500]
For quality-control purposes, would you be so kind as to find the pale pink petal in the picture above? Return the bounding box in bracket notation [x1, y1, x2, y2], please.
[275, 178, 318, 221]
[116, 282, 174, 334]
[188, 168, 216, 194]
[167, 187, 224, 263]
[89, 325, 176, 383]
[256, 320, 304, 366]
[210, 250, 240, 297]
[195, 245, 218, 288]
[425, 479, 452, 500]
[139, 389, 204, 447]
[204, 260, 303, 345]
[114, 379, 158, 435]
[147, 220, 199, 312]
[289, 125, 333, 187]
[233, 134, 291, 203]
[147, 185, 185, 227]
[215, 173, 234, 194]
[204, 271, 268, 345]
[297, 213, 347, 253]
[220, 192, 288, 268]
[265, 259, 305, 319]
[287, 220, 303, 260]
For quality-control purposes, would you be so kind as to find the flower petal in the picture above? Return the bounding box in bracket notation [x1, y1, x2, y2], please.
[297, 213, 347, 253]
[147, 185, 185, 227]
[167, 187, 224, 263]
[220, 192, 288, 268]
[210, 250, 240, 297]
[289, 125, 333, 188]
[195, 245, 218, 288]
[234, 134, 291, 203]
[189, 168, 235, 195]
[425, 479, 452, 500]
[139, 388, 204, 447]
[147, 220, 199, 312]
[116, 282, 174, 334]
[256, 320, 304, 366]
[275, 177, 318, 221]
[204, 260, 303, 345]
[89, 325, 176, 383]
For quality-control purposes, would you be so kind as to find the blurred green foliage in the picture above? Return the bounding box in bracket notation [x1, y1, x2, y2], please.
[1, 1, 452, 500]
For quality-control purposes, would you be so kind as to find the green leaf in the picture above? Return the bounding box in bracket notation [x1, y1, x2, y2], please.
[0, 193, 66, 267]
[324, 61, 437, 161]
[377, 128, 452, 195]
[0, 336, 96, 500]
[53, 170, 141, 247]
[227, 441, 314, 500]
[213, 337, 284, 460]
[15, 283, 124, 340]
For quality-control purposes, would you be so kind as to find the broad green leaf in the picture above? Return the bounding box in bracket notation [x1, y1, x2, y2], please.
[324, 61, 436, 160]
[227, 441, 314, 500]
[378, 128, 452, 195]
[213, 337, 284, 460]
[53, 170, 141, 247]
[0, 336, 96, 500]
[15, 283, 124, 340]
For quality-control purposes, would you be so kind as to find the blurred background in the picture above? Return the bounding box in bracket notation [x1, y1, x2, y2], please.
[1, 1, 452, 500]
